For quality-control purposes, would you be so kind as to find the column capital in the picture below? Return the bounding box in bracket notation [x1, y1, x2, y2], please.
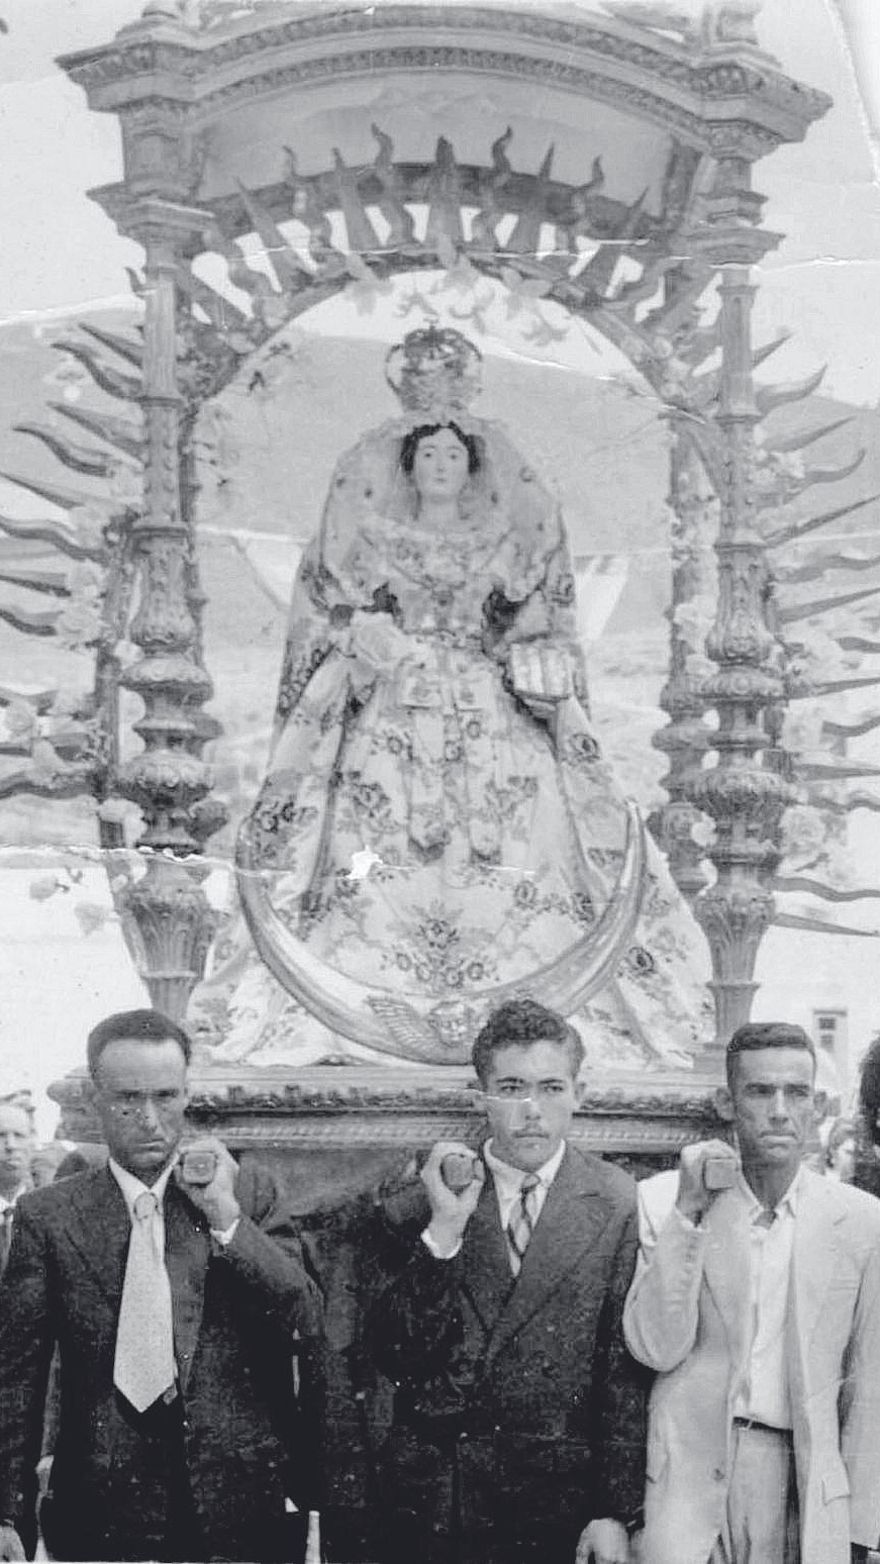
[100, 190, 214, 251]
[686, 223, 781, 270]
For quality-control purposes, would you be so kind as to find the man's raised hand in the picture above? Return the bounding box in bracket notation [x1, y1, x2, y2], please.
[576, 1517, 629, 1564]
[676, 1139, 739, 1225]
[0, 1524, 25, 1561]
[421, 1140, 485, 1255]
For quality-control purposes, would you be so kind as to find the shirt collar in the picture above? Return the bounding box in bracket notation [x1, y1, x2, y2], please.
[483, 1138, 566, 1195]
[736, 1163, 802, 1222]
[0, 1182, 29, 1214]
[109, 1156, 176, 1216]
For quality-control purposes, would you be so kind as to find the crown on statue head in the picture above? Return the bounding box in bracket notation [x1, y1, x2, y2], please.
[385, 326, 482, 421]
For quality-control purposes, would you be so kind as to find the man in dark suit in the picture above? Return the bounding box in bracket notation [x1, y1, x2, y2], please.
[369, 998, 647, 1564]
[0, 1009, 322, 1563]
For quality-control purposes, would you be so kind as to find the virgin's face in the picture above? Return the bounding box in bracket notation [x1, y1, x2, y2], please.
[412, 427, 470, 502]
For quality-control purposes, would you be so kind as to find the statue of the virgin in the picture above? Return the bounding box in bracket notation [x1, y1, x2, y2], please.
[205, 326, 713, 1068]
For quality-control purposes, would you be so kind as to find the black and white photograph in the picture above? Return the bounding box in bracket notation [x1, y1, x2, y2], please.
[2, 0, 880, 1559]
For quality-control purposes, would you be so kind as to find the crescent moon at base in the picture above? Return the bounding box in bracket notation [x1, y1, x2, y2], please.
[235, 800, 646, 1063]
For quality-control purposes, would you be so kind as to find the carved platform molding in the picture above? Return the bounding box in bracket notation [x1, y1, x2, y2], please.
[51, 1062, 722, 1197]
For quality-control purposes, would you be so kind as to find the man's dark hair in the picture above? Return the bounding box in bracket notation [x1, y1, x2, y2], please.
[399, 420, 481, 476]
[725, 1021, 815, 1088]
[87, 1008, 192, 1082]
[858, 1034, 880, 1146]
[472, 999, 584, 1085]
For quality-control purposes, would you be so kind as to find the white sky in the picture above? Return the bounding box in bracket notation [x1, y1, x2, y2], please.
[0, 0, 878, 402]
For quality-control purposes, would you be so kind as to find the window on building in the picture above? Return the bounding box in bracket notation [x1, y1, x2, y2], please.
[813, 1010, 848, 1073]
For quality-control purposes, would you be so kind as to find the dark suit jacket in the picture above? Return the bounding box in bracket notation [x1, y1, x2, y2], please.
[369, 1146, 648, 1564]
[0, 1159, 323, 1561]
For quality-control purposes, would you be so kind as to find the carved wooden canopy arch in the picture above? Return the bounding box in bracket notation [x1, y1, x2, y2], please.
[60, 1, 830, 410]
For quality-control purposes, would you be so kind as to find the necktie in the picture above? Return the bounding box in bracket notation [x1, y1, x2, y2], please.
[0, 1207, 13, 1275]
[507, 1173, 541, 1275]
[755, 1207, 778, 1230]
[113, 1190, 176, 1412]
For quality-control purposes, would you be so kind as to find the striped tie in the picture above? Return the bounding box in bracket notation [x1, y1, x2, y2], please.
[507, 1173, 541, 1275]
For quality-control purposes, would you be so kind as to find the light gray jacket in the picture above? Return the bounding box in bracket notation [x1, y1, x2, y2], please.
[624, 1166, 880, 1564]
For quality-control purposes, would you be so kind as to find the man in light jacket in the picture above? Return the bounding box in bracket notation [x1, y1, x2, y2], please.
[624, 1021, 880, 1564]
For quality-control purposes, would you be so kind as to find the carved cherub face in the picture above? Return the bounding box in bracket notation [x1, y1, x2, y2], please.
[411, 426, 471, 504]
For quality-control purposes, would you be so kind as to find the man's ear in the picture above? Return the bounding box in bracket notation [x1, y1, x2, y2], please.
[574, 1076, 587, 1108]
[714, 1084, 735, 1123]
[813, 1088, 828, 1122]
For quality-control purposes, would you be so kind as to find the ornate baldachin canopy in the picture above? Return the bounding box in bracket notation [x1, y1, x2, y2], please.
[57, 2, 830, 411]
[8, 2, 874, 1054]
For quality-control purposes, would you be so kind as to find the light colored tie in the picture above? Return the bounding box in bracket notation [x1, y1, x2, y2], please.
[507, 1173, 541, 1276]
[113, 1190, 176, 1412]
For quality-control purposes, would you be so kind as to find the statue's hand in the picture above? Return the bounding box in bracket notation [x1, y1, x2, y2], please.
[348, 609, 411, 677]
[509, 642, 572, 703]
[508, 642, 572, 730]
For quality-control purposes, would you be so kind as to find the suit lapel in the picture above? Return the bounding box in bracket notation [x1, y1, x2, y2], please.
[65, 1167, 131, 1310]
[701, 1187, 752, 1364]
[65, 1169, 212, 1390]
[485, 1148, 612, 1363]
[461, 1181, 514, 1334]
[164, 1183, 210, 1393]
[790, 1169, 844, 1353]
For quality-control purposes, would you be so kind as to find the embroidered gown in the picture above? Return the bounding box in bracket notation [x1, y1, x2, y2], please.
[204, 419, 713, 1068]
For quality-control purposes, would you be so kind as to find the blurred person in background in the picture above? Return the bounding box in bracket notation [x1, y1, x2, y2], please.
[825, 1119, 857, 1183]
[0, 1096, 34, 1278]
[29, 1145, 69, 1190]
[853, 1035, 880, 1198]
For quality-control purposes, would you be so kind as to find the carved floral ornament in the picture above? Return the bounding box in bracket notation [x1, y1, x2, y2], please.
[48, 1062, 723, 1153]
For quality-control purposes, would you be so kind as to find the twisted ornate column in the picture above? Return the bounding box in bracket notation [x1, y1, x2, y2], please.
[115, 198, 226, 1019]
[650, 423, 714, 904]
[688, 259, 795, 1048]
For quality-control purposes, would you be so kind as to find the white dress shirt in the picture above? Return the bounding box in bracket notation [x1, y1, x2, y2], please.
[482, 1137, 566, 1231]
[0, 1183, 30, 1264]
[0, 1182, 30, 1218]
[109, 1157, 176, 1251]
[109, 1156, 240, 1247]
[731, 1168, 801, 1431]
[422, 1139, 566, 1259]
